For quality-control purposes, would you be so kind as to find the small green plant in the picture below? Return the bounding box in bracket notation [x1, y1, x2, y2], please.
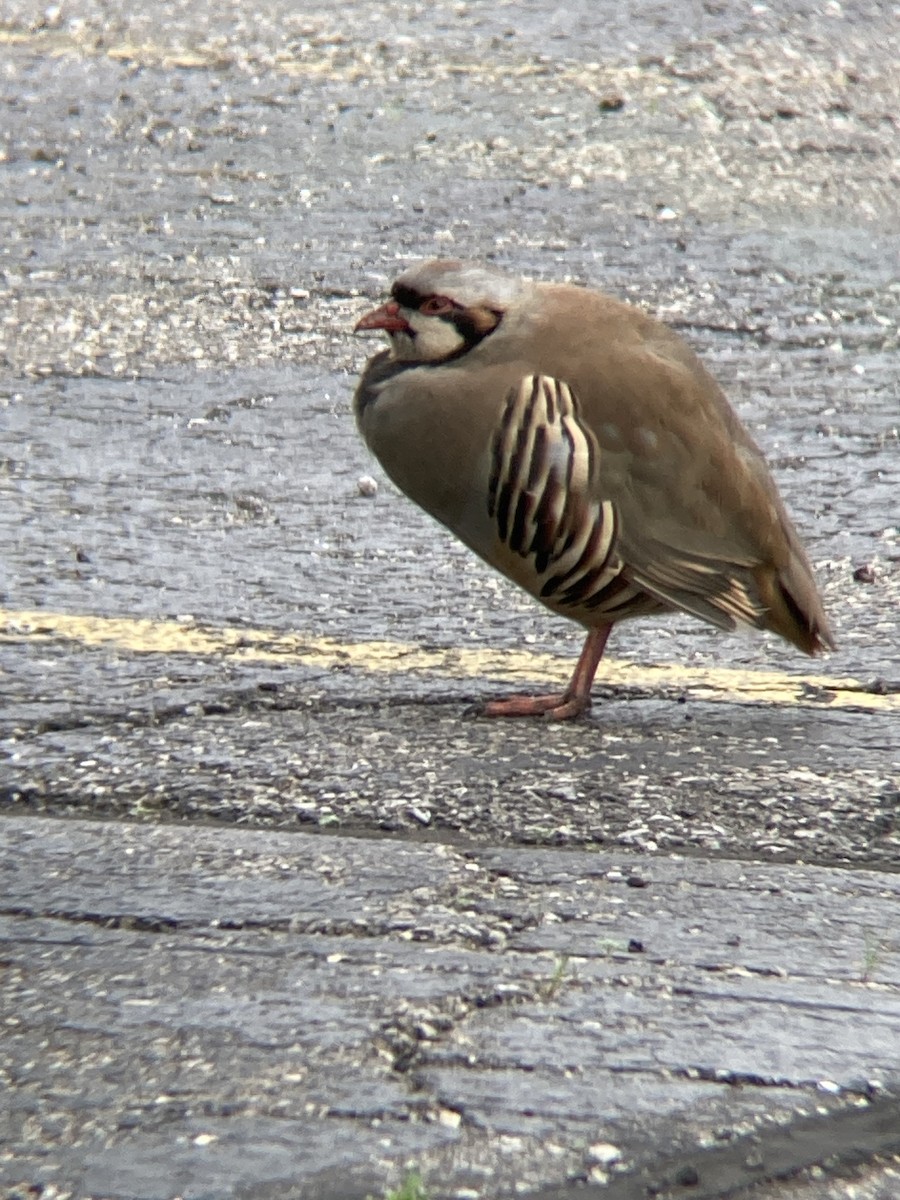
[861, 929, 888, 983]
[372, 1170, 428, 1200]
[595, 938, 629, 955]
[539, 953, 572, 1000]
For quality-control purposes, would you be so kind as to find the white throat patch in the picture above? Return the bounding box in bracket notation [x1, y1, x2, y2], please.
[389, 311, 465, 362]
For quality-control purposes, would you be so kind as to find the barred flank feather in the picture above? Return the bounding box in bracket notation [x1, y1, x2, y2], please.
[488, 376, 637, 618]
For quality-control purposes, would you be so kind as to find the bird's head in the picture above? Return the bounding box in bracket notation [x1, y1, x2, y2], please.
[354, 260, 526, 363]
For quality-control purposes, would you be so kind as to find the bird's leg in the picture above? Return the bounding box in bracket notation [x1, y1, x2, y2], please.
[480, 625, 613, 720]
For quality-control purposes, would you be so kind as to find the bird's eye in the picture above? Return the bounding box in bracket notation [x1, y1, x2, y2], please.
[420, 295, 458, 316]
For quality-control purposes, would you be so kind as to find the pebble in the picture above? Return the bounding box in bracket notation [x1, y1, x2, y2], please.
[586, 1141, 622, 1166]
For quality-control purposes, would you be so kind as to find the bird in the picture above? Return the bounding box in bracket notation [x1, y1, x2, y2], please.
[352, 259, 834, 720]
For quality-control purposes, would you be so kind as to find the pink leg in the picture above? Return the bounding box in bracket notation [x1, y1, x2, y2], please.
[481, 625, 613, 721]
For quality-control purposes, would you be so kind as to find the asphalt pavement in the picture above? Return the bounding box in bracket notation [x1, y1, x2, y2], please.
[1, 2, 899, 1198]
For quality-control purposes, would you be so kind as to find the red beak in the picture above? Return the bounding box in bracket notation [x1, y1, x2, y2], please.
[354, 300, 411, 334]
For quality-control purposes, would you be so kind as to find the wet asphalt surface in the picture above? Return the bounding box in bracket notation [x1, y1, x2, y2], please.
[1, 1, 900, 1198]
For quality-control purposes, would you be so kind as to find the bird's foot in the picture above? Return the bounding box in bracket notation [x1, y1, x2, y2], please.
[479, 691, 591, 721]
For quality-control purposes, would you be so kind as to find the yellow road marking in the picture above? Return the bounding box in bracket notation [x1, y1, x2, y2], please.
[0, 28, 623, 84]
[1, 607, 895, 712]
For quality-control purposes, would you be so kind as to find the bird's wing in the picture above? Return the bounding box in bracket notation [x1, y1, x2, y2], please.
[486, 374, 648, 618]
[487, 372, 784, 634]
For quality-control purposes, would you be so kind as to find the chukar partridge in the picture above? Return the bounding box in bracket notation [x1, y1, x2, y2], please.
[353, 260, 834, 720]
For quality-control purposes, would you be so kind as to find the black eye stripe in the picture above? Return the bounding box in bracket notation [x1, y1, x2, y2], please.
[391, 283, 422, 309]
[390, 284, 464, 314]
